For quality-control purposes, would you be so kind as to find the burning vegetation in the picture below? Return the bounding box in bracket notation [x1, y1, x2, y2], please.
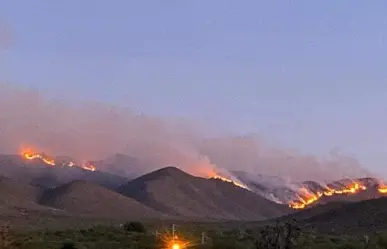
[205, 171, 387, 210]
[18, 147, 387, 211]
[193, 165, 251, 190]
[210, 175, 250, 190]
[289, 181, 387, 209]
[20, 148, 96, 172]
[22, 150, 55, 166]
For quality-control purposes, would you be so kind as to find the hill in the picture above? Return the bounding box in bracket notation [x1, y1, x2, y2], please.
[117, 166, 292, 220]
[272, 201, 350, 223]
[234, 172, 386, 208]
[0, 176, 43, 204]
[40, 180, 164, 219]
[0, 154, 129, 189]
[0, 176, 70, 229]
[301, 196, 387, 233]
[0, 176, 52, 212]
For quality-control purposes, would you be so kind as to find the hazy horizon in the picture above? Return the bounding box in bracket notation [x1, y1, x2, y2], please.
[1, 1, 387, 178]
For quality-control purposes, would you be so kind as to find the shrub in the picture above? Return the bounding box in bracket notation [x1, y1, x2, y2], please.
[336, 243, 363, 249]
[60, 240, 77, 249]
[212, 238, 239, 249]
[377, 234, 387, 249]
[123, 222, 146, 233]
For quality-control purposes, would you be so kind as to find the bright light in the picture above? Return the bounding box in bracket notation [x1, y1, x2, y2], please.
[171, 243, 180, 249]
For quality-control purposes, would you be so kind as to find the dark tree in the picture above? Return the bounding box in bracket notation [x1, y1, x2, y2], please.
[123, 221, 147, 233]
[255, 220, 301, 249]
[61, 241, 77, 249]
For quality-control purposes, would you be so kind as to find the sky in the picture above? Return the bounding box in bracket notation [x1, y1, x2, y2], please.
[1, 1, 387, 175]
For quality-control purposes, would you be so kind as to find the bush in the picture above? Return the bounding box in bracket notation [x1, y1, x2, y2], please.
[60, 240, 77, 249]
[212, 238, 239, 249]
[377, 234, 387, 249]
[123, 222, 146, 233]
[336, 243, 363, 249]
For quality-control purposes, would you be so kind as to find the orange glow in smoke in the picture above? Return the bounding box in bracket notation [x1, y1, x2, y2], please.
[289, 182, 367, 209]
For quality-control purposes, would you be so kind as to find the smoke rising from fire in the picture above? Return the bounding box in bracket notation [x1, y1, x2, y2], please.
[199, 137, 373, 182]
[0, 83, 373, 182]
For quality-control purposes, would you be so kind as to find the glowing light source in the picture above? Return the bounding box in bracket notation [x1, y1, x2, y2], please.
[378, 185, 387, 194]
[171, 243, 180, 249]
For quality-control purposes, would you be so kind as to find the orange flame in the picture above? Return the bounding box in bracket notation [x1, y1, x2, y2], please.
[20, 148, 96, 172]
[289, 182, 367, 209]
[378, 183, 387, 194]
[210, 175, 250, 190]
[82, 163, 96, 172]
[192, 165, 250, 190]
[22, 150, 56, 166]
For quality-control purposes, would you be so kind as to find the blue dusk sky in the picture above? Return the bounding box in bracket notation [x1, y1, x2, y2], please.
[1, 1, 387, 175]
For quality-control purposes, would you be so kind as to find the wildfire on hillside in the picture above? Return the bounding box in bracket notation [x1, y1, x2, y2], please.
[22, 150, 56, 166]
[206, 172, 250, 190]
[20, 148, 96, 172]
[210, 175, 250, 190]
[289, 181, 377, 209]
[191, 164, 250, 190]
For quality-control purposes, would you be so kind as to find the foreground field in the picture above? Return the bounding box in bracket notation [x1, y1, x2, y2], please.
[3, 221, 387, 249]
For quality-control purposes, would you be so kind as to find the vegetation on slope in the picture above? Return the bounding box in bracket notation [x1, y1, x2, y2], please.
[3, 221, 387, 249]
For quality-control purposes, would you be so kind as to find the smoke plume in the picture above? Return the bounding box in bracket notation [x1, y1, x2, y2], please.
[0, 83, 373, 182]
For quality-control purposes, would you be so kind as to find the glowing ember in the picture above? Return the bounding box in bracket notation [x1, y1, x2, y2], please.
[378, 185, 387, 194]
[289, 182, 367, 209]
[82, 163, 96, 172]
[211, 175, 250, 190]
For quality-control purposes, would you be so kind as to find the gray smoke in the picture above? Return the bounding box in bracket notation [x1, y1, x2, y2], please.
[0, 83, 374, 183]
[200, 136, 373, 182]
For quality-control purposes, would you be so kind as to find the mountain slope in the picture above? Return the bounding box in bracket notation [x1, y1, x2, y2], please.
[0, 176, 67, 224]
[0, 154, 129, 189]
[0, 176, 43, 204]
[302, 196, 387, 233]
[40, 180, 163, 219]
[117, 167, 291, 221]
[274, 201, 350, 222]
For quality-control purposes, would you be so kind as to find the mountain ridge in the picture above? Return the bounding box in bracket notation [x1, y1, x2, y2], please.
[40, 180, 164, 219]
[117, 166, 292, 220]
